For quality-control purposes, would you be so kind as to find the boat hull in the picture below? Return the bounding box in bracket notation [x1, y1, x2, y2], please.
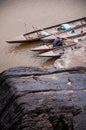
[6, 37, 40, 43]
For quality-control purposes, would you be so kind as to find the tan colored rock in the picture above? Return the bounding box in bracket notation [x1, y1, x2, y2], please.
[54, 45, 86, 69]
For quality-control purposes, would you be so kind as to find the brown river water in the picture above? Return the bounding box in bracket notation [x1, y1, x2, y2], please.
[0, 0, 86, 72]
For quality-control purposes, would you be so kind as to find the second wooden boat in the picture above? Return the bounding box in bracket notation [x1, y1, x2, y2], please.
[38, 33, 86, 57]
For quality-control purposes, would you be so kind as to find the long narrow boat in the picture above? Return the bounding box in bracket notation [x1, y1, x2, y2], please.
[6, 17, 86, 43]
[41, 23, 86, 42]
[38, 32, 86, 57]
[31, 25, 86, 52]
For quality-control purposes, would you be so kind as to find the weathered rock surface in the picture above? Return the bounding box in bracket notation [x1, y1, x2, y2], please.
[0, 66, 86, 130]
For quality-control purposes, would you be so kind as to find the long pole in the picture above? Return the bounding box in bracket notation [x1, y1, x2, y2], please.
[24, 23, 27, 33]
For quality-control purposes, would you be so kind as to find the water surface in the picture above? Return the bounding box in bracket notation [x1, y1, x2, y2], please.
[0, 0, 86, 72]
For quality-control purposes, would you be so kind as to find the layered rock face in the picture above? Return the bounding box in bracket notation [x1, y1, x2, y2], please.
[0, 66, 86, 130]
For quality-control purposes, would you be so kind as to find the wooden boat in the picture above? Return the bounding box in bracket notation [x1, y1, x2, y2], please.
[41, 23, 86, 42]
[6, 17, 86, 43]
[38, 44, 76, 57]
[31, 25, 86, 52]
[38, 33, 86, 57]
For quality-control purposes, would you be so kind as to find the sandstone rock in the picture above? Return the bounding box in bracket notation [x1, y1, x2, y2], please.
[0, 67, 86, 130]
[54, 42, 86, 69]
